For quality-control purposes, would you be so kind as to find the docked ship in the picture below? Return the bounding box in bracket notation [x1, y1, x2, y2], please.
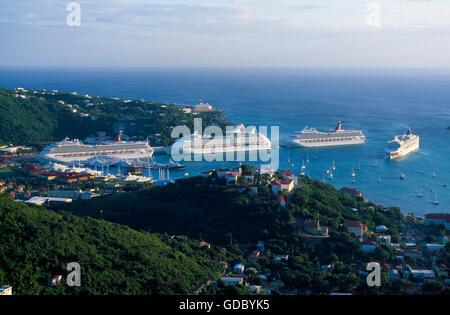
[39, 132, 154, 163]
[385, 129, 419, 159]
[168, 124, 272, 155]
[283, 121, 366, 148]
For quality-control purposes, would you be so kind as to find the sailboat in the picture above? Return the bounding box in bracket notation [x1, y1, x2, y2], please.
[301, 160, 306, 170]
[358, 162, 361, 171]
[378, 176, 382, 184]
[328, 169, 334, 179]
[415, 186, 423, 198]
[332, 160, 336, 171]
[432, 192, 439, 205]
[306, 153, 309, 164]
[432, 170, 437, 177]
[351, 167, 356, 177]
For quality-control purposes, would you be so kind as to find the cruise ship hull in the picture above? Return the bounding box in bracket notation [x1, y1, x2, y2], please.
[40, 151, 154, 164]
[386, 144, 419, 160]
[285, 138, 365, 148]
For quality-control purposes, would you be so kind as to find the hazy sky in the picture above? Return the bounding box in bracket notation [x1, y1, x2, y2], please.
[1, 0, 450, 67]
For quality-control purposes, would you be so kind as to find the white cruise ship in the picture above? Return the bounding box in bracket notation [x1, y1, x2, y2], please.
[168, 124, 272, 155]
[385, 129, 419, 159]
[283, 121, 366, 148]
[39, 132, 154, 163]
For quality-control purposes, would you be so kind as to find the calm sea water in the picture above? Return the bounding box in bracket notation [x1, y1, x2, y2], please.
[0, 67, 449, 216]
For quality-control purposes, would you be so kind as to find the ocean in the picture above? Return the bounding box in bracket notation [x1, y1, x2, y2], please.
[0, 67, 449, 216]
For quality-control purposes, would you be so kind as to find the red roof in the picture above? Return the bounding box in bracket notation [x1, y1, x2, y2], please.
[227, 172, 238, 177]
[361, 241, 376, 246]
[280, 179, 293, 185]
[276, 195, 286, 203]
[279, 169, 294, 176]
[271, 180, 282, 186]
[425, 213, 450, 223]
[344, 220, 364, 228]
[340, 187, 362, 196]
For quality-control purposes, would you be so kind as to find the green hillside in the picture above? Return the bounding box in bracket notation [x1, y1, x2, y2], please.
[0, 87, 228, 147]
[0, 195, 225, 295]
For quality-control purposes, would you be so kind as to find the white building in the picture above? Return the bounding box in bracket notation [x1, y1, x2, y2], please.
[220, 277, 244, 286]
[424, 213, 450, 230]
[233, 263, 245, 274]
[0, 285, 12, 295]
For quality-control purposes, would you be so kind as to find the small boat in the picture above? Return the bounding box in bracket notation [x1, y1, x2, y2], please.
[372, 161, 378, 167]
[328, 169, 334, 179]
[431, 170, 436, 177]
[306, 153, 309, 164]
[352, 178, 356, 183]
[351, 167, 356, 177]
[301, 160, 306, 170]
[432, 192, 439, 205]
[398, 169, 406, 180]
[358, 162, 361, 171]
[332, 160, 336, 171]
[415, 186, 423, 198]
[378, 176, 381, 183]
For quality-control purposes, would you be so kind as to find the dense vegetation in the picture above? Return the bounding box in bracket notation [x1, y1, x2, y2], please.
[0, 88, 112, 146]
[0, 195, 230, 295]
[0, 87, 229, 147]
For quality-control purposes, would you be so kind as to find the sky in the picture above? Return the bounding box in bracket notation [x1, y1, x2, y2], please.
[1, 0, 450, 68]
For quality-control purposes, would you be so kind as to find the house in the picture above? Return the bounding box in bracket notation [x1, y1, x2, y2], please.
[216, 261, 228, 269]
[340, 187, 362, 197]
[424, 213, 450, 230]
[278, 169, 298, 185]
[376, 235, 392, 247]
[257, 240, 265, 253]
[233, 263, 245, 274]
[220, 277, 244, 287]
[276, 195, 286, 207]
[344, 220, 367, 238]
[22, 163, 45, 176]
[404, 249, 422, 259]
[193, 102, 215, 112]
[383, 264, 400, 281]
[361, 241, 377, 253]
[0, 285, 12, 295]
[248, 250, 261, 262]
[376, 225, 389, 232]
[14, 185, 25, 193]
[274, 254, 289, 262]
[226, 172, 239, 184]
[410, 269, 436, 281]
[271, 179, 294, 193]
[48, 275, 63, 286]
[200, 241, 211, 249]
[0, 186, 7, 194]
[249, 285, 262, 293]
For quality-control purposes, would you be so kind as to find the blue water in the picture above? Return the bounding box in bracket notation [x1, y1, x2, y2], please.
[0, 67, 449, 216]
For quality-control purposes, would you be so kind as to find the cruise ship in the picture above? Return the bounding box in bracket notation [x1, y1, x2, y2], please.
[283, 122, 366, 148]
[39, 132, 154, 163]
[168, 124, 272, 155]
[385, 129, 419, 159]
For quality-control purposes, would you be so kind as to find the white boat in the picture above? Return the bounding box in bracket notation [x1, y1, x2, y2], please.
[283, 121, 366, 148]
[432, 192, 439, 205]
[168, 124, 271, 155]
[378, 176, 382, 183]
[351, 167, 356, 177]
[385, 129, 419, 159]
[39, 131, 154, 163]
[416, 186, 423, 198]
